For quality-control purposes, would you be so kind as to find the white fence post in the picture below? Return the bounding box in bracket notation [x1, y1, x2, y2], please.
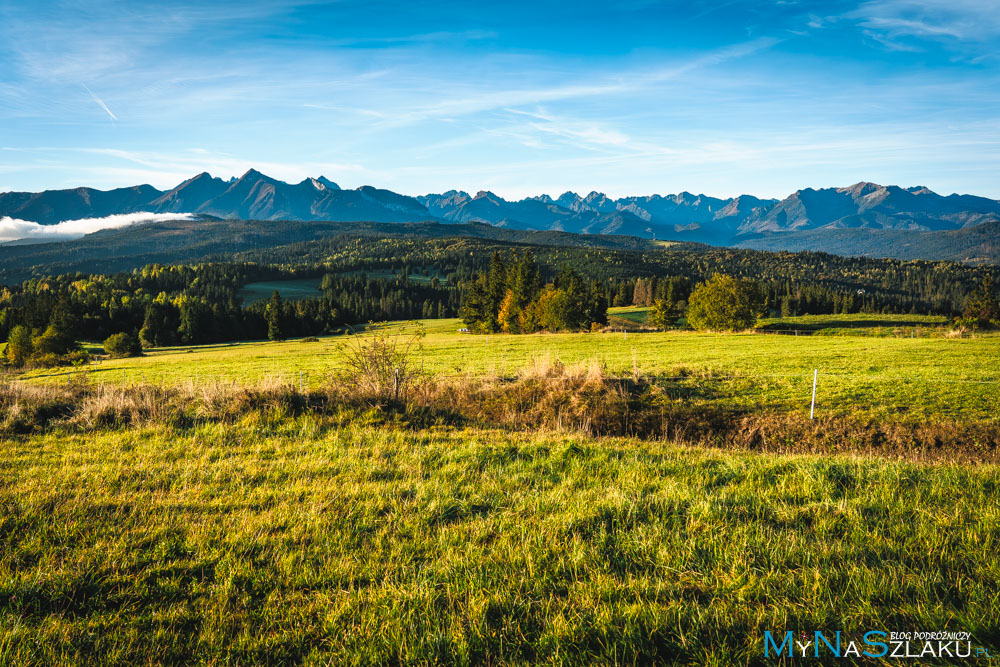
[810, 368, 818, 420]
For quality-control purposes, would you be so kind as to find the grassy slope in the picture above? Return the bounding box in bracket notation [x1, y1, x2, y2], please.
[23, 315, 1000, 421]
[1, 421, 997, 664]
[236, 279, 323, 305]
[237, 272, 442, 305]
[607, 305, 651, 326]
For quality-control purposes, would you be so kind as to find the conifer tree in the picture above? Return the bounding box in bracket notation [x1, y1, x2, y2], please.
[267, 290, 285, 341]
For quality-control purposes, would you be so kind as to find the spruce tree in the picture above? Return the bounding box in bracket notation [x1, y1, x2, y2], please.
[267, 290, 285, 341]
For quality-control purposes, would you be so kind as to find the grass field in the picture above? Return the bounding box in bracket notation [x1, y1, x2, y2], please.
[238, 271, 443, 304]
[2, 420, 997, 664]
[337, 268, 442, 284]
[4, 311, 999, 663]
[606, 307, 952, 334]
[21, 314, 1000, 422]
[607, 305, 651, 326]
[236, 279, 323, 304]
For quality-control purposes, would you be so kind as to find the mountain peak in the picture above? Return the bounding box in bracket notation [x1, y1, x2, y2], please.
[238, 168, 272, 182]
[316, 176, 340, 190]
[840, 181, 885, 197]
[555, 191, 581, 206]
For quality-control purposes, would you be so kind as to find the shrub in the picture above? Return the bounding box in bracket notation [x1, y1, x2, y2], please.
[535, 287, 573, 331]
[104, 332, 143, 359]
[649, 299, 679, 330]
[961, 275, 999, 329]
[5, 325, 33, 367]
[336, 323, 425, 402]
[32, 325, 76, 356]
[686, 274, 765, 331]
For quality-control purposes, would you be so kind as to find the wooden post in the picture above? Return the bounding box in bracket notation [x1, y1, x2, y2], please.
[810, 368, 818, 420]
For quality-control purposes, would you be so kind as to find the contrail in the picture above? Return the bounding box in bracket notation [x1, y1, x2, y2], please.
[81, 83, 118, 121]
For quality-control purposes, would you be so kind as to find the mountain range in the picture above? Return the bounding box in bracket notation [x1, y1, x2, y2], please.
[2, 169, 999, 261]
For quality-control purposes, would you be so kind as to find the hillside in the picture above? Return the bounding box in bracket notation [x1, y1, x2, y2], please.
[0, 218, 662, 284]
[736, 219, 1000, 264]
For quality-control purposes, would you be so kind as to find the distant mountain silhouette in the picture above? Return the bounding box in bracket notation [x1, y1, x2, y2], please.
[2, 172, 998, 259]
[0, 184, 162, 224]
[738, 182, 1000, 233]
[736, 218, 1000, 265]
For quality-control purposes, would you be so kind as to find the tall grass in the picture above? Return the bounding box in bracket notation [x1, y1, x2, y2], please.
[4, 342, 998, 663]
[18, 317, 1000, 423]
[1, 421, 997, 664]
[3, 366, 999, 463]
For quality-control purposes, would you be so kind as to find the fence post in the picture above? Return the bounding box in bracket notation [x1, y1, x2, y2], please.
[810, 368, 818, 420]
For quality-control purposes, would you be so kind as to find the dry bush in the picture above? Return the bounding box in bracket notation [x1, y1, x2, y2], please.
[336, 323, 426, 403]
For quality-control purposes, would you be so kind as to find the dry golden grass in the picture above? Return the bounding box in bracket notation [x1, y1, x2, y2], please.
[4, 358, 999, 463]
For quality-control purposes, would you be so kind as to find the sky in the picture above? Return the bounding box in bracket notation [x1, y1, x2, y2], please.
[1, 0, 998, 200]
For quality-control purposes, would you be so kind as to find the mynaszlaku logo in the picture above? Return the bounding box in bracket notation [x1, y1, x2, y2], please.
[764, 630, 992, 659]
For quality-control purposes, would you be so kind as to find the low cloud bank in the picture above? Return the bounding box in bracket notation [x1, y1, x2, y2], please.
[0, 212, 195, 243]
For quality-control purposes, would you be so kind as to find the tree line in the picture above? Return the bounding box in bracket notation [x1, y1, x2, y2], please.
[460, 251, 608, 333]
[0, 263, 458, 367]
[2, 237, 998, 366]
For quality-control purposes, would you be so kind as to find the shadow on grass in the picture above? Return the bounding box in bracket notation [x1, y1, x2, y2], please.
[757, 318, 945, 332]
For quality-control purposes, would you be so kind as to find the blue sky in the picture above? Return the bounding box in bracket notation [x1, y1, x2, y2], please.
[1, 0, 998, 199]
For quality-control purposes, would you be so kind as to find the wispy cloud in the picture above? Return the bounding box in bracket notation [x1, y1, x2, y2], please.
[324, 29, 497, 47]
[80, 83, 117, 121]
[0, 212, 194, 243]
[1, 147, 377, 190]
[849, 0, 1000, 51]
[310, 36, 779, 130]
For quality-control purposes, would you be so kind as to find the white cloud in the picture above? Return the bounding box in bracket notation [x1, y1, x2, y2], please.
[851, 0, 1000, 46]
[0, 212, 195, 243]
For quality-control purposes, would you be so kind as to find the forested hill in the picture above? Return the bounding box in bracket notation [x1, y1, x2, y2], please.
[736, 219, 1000, 265]
[0, 218, 662, 285]
[1, 222, 996, 354]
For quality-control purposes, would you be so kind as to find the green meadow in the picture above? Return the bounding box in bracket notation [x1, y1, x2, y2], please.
[236, 279, 324, 304]
[2, 420, 998, 664]
[4, 311, 999, 663]
[20, 313, 1000, 421]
